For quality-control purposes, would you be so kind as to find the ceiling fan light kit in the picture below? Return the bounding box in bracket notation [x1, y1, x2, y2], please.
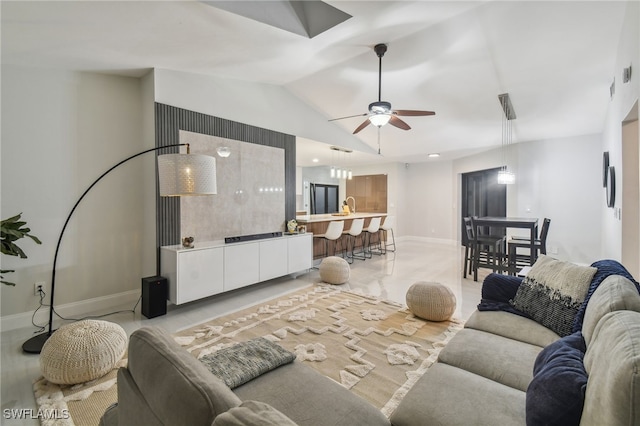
[369, 113, 391, 127]
[330, 43, 435, 135]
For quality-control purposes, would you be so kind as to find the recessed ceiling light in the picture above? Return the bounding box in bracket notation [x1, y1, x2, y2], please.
[312, 158, 319, 163]
[428, 153, 440, 158]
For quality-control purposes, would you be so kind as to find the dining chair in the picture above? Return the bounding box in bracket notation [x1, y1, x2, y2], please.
[466, 217, 506, 281]
[507, 218, 551, 274]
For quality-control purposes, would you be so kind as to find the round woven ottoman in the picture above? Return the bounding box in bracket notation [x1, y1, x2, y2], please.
[406, 282, 456, 322]
[40, 319, 127, 385]
[319, 256, 350, 285]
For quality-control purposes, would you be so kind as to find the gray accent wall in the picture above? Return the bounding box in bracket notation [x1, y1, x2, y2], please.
[155, 103, 296, 252]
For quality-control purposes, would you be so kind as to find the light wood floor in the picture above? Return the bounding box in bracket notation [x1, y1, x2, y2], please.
[1, 240, 488, 425]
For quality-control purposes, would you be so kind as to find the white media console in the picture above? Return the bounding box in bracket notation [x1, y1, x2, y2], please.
[160, 233, 313, 305]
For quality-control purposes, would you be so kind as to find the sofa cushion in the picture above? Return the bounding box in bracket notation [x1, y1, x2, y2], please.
[390, 363, 525, 426]
[573, 259, 640, 333]
[581, 274, 640, 346]
[510, 255, 596, 337]
[233, 361, 390, 426]
[465, 310, 560, 348]
[127, 327, 241, 426]
[438, 328, 542, 392]
[212, 401, 297, 426]
[582, 311, 640, 426]
[200, 338, 296, 389]
[526, 332, 587, 426]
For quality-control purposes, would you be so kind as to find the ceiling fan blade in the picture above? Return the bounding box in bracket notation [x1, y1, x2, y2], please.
[353, 119, 372, 134]
[389, 115, 411, 131]
[329, 113, 368, 122]
[394, 110, 436, 117]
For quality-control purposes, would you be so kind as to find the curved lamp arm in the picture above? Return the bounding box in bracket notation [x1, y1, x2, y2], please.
[22, 143, 216, 353]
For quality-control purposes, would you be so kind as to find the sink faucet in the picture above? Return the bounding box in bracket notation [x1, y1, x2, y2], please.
[346, 196, 356, 213]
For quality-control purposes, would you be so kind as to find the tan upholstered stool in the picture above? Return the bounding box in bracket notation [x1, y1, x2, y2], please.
[406, 282, 456, 321]
[40, 319, 127, 385]
[319, 256, 350, 285]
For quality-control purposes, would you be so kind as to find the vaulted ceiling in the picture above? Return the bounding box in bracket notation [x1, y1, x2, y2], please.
[1, 1, 628, 166]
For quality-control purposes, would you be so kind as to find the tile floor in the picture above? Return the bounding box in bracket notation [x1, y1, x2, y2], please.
[1, 240, 489, 425]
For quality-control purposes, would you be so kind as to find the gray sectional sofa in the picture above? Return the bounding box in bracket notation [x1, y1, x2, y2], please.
[391, 260, 640, 426]
[99, 325, 390, 426]
[101, 256, 640, 426]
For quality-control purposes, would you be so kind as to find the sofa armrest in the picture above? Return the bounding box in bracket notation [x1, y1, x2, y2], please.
[124, 327, 242, 425]
[98, 402, 118, 426]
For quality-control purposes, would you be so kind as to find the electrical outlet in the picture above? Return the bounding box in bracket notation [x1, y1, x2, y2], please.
[34, 282, 45, 296]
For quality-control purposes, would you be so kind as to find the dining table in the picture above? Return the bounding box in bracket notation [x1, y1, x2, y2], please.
[472, 216, 539, 280]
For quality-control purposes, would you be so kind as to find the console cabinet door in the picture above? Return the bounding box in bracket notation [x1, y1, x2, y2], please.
[260, 239, 288, 281]
[176, 248, 224, 304]
[224, 243, 260, 291]
[288, 234, 313, 273]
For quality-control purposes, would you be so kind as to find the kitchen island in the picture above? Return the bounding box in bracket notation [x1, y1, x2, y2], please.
[296, 212, 388, 259]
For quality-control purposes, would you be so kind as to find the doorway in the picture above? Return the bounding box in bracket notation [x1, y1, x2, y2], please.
[461, 167, 507, 244]
[309, 183, 339, 214]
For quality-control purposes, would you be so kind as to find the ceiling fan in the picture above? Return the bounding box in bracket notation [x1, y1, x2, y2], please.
[329, 43, 435, 134]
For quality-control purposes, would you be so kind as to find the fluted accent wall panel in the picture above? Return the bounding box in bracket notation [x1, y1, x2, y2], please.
[155, 103, 296, 250]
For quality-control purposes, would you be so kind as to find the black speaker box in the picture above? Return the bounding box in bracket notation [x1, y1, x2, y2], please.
[142, 276, 167, 319]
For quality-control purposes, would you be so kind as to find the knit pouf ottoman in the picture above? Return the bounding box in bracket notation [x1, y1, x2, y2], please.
[319, 256, 350, 285]
[40, 319, 127, 385]
[406, 281, 457, 322]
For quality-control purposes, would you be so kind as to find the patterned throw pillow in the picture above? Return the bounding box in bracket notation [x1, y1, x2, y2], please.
[510, 255, 597, 337]
[200, 337, 296, 389]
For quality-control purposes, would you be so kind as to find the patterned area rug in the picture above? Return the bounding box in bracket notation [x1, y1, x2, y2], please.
[174, 285, 463, 417]
[33, 357, 126, 426]
[32, 284, 463, 424]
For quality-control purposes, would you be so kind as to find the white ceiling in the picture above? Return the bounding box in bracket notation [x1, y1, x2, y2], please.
[1, 1, 628, 167]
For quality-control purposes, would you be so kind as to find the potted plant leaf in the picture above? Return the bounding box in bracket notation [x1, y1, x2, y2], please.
[1, 213, 42, 286]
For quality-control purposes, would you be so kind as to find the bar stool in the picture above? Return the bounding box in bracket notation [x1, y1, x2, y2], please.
[313, 220, 344, 258]
[363, 217, 382, 258]
[343, 218, 365, 264]
[380, 216, 396, 254]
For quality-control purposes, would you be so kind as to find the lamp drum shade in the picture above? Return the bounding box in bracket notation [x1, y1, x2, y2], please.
[158, 153, 217, 196]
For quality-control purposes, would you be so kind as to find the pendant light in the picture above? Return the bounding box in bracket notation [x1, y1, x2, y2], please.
[497, 93, 516, 185]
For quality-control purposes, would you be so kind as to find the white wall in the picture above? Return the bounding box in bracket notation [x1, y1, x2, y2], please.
[512, 135, 602, 264]
[401, 161, 455, 244]
[1, 65, 151, 322]
[601, 0, 640, 261]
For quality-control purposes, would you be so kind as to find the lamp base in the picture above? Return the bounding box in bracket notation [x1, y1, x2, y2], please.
[22, 331, 54, 354]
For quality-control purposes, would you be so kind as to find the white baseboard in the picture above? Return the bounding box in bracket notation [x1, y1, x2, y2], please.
[1, 290, 140, 332]
[397, 235, 457, 246]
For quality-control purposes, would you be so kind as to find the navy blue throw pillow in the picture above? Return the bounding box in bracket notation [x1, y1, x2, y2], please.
[527, 332, 588, 426]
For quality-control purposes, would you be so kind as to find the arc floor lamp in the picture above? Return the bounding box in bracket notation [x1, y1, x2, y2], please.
[22, 143, 217, 354]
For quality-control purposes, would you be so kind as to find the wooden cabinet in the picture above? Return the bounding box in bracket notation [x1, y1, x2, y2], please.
[346, 174, 387, 213]
[161, 234, 312, 305]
